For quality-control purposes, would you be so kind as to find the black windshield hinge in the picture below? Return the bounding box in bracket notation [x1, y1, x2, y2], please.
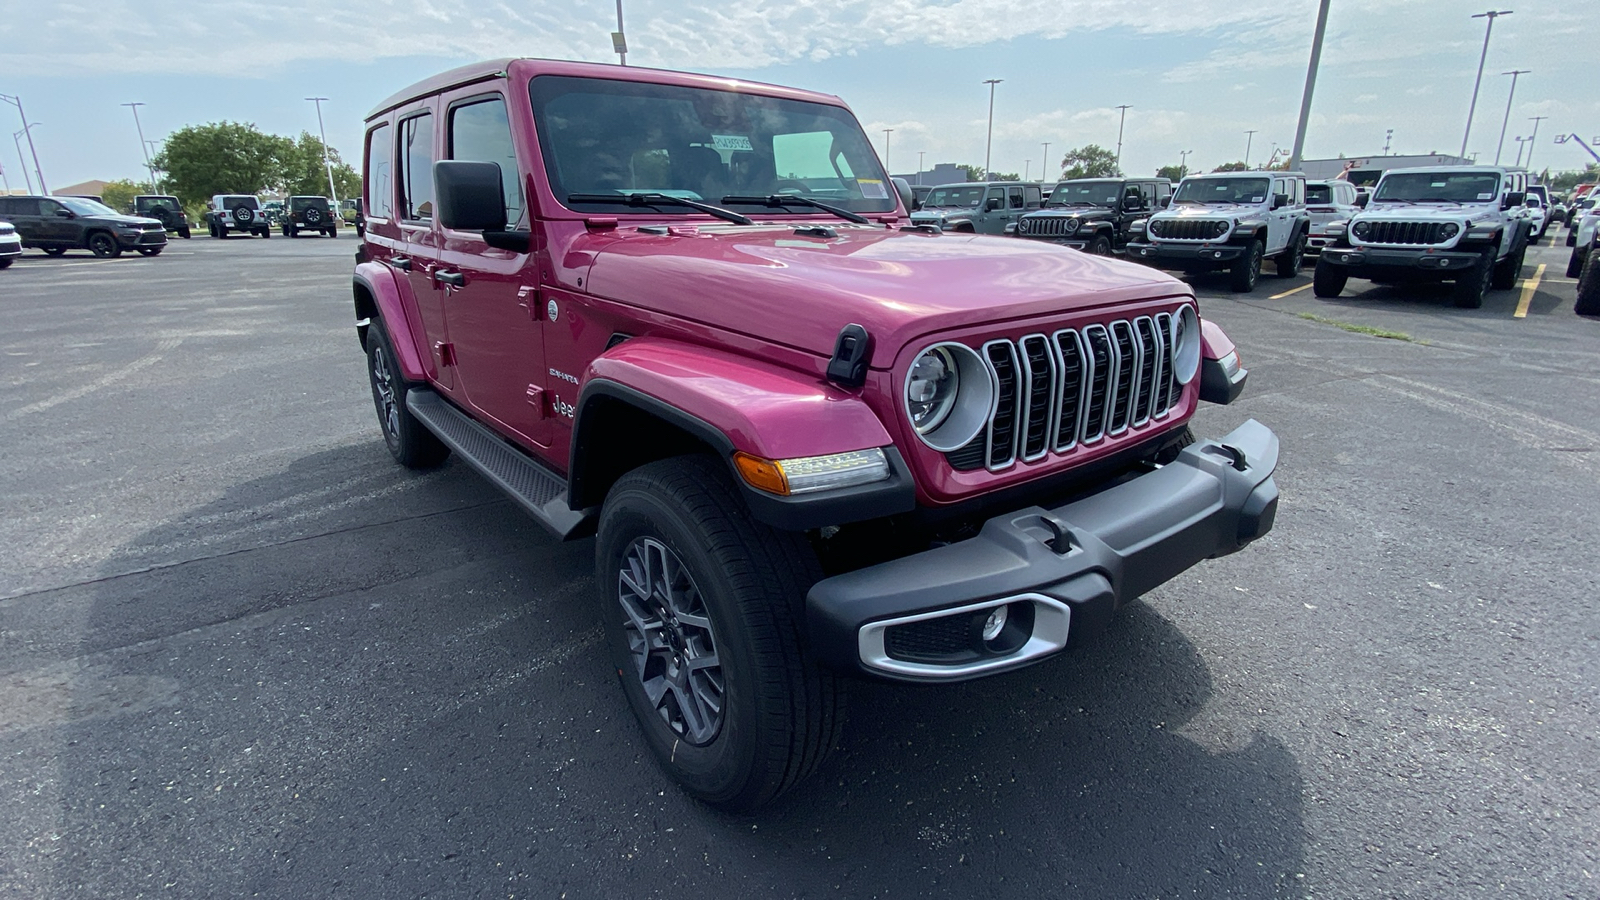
[826, 324, 872, 390]
[794, 225, 837, 238]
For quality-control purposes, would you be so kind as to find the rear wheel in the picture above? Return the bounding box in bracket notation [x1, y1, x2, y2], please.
[1229, 240, 1263, 292]
[1312, 259, 1347, 297]
[1453, 250, 1492, 309]
[179, 227, 191, 239]
[365, 319, 450, 468]
[1567, 247, 1587, 279]
[1575, 247, 1600, 316]
[87, 232, 121, 258]
[597, 455, 845, 812]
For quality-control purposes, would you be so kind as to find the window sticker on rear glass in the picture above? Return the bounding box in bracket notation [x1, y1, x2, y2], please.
[857, 178, 888, 199]
[711, 134, 753, 152]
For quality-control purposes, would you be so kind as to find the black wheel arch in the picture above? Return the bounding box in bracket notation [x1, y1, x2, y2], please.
[352, 276, 381, 350]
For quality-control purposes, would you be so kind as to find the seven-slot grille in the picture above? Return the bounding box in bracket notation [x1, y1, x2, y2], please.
[1357, 221, 1455, 245]
[1019, 216, 1080, 238]
[1149, 218, 1228, 241]
[946, 312, 1185, 471]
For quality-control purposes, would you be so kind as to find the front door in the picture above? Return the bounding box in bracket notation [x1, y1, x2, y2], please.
[435, 90, 549, 448]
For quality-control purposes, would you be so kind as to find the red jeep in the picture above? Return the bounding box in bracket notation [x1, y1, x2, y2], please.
[352, 58, 1279, 810]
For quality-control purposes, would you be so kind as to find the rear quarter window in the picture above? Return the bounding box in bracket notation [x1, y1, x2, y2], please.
[365, 123, 395, 220]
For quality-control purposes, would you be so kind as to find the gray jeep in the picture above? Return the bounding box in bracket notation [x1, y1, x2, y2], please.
[909, 181, 1042, 234]
[1012, 178, 1172, 254]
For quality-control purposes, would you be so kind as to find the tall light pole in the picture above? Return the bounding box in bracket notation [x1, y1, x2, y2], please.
[1383, 129, 1394, 156]
[1288, 0, 1332, 172]
[13, 127, 37, 194]
[145, 140, 164, 193]
[305, 97, 340, 206]
[1526, 115, 1546, 170]
[121, 102, 158, 191]
[1512, 136, 1528, 167]
[1114, 105, 1131, 172]
[1024, 159, 1031, 182]
[1179, 149, 1192, 178]
[982, 79, 1002, 179]
[1493, 69, 1529, 165]
[0, 94, 45, 194]
[882, 128, 893, 174]
[917, 150, 925, 185]
[0, 158, 10, 195]
[1244, 130, 1258, 167]
[612, 0, 628, 65]
[1041, 142, 1051, 181]
[1461, 10, 1513, 160]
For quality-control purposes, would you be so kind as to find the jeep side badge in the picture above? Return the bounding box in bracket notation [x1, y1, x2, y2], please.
[826, 323, 872, 389]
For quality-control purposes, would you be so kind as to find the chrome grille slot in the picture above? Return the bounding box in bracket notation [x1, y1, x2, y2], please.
[1018, 335, 1056, 461]
[1023, 217, 1072, 237]
[942, 311, 1189, 472]
[1151, 218, 1227, 241]
[984, 341, 1020, 469]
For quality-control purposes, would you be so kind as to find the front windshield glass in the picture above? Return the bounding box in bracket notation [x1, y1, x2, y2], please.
[1373, 172, 1502, 203]
[922, 185, 984, 208]
[57, 197, 119, 216]
[1046, 180, 1121, 207]
[1172, 177, 1271, 205]
[531, 75, 896, 214]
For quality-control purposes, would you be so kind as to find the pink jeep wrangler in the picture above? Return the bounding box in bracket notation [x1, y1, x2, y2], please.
[352, 58, 1279, 810]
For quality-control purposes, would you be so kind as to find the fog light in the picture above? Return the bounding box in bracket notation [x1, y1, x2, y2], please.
[981, 605, 1008, 642]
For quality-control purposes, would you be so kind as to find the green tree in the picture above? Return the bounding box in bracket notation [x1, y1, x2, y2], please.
[1059, 145, 1120, 180]
[101, 178, 153, 213]
[1547, 163, 1600, 193]
[1156, 164, 1187, 182]
[275, 131, 361, 199]
[1211, 161, 1250, 173]
[152, 122, 288, 206]
[958, 164, 985, 182]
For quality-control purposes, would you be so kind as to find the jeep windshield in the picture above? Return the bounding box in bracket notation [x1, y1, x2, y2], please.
[57, 197, 118, 216]
[1172, 177, 1270, 205]
[1373, 172, 1502, 204]
[1045, 180, 1120, 208]
[922, 186, 984, 209]
[532, 75, 896, 216]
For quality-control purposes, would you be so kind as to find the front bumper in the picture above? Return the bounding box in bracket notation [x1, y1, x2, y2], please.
[1019, 234, 1091, 249]
[1316, 246, 1479, 276]
[807, 419, 1279, 682]
[0, 236, 21, 259]
[117, 230, 169, 249]
[1126, 241, 1246, 269]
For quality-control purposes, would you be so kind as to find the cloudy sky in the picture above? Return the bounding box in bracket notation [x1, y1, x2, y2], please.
[2, 0, 1596, 191]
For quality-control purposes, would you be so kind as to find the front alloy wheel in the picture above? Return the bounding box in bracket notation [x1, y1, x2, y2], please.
[618, 537, 724, 746]
[1230, 241, 1263, 292]
[87, 232, 121, 258]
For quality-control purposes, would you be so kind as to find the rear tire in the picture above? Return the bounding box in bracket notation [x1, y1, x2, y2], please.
[1576, 247, 1600, 316]
[365, 319, 450, 469]
[179, 227, 191, 239]
[1568, 247, 1586, 279]
[1312, 259, 1347, 297]
[1229, 240, 1263, 292]
[1453, 250, 1492, 309]
[597, 455, 845, 812]
[0, 258, 12, 269]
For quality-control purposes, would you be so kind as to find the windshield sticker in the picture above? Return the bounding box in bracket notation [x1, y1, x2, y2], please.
[1477, 192, 1494, 200]
[857, 178, 889, 199]
[1250, 196, 1264, 203]
[711, 134, 753, 152]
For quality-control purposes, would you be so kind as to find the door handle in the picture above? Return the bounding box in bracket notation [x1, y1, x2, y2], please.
[434, 270, 466, 288]
[389, 255, 412, 271]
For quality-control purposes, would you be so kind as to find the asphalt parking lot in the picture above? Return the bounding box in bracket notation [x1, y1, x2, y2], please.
[2, 231, 1597, 899]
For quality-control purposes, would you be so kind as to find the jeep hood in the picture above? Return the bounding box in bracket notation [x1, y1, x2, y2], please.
[582, 225, 1186, 367]
[1159, 203, 1259, 219]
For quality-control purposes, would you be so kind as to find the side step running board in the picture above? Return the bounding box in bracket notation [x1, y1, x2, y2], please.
[407, 387, 593, 539]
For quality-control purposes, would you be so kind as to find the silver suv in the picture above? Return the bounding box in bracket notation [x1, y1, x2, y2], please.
[909, 181, 1042, 234]
[206, 194, 271, 239]
[1127, 171, 1310, 292]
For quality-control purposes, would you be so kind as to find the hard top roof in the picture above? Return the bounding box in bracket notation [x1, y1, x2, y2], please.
[1379, 165, 1511, 176]
[366, 57, 847, 120]
[1183, 170, 1307, 179]
[925, 181, 1036, 189]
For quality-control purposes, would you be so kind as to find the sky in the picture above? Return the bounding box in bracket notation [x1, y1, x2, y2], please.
[2, 0, 1596, 192]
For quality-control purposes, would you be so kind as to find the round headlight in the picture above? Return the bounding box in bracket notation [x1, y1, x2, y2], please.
[1169, 305, 1201, 386]
[904, 343, 994, 452]
[1440, 222, 1460, 239]
[1352, 220, 1371, 240]
[1064, 218, 1080, 234]
[1149, 219, 1164, 237]
[1212, 220, 1229, 237]
[1018, 219, 1030, 234]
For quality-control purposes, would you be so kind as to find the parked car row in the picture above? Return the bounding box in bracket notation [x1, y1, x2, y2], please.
[0, 195, 169, 261]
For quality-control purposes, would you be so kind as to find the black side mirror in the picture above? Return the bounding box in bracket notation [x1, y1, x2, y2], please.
[1502, 191, 1525, 210]
[985, 198, 1002, 212]
[435, 160, 508, 231]
[1271, 193, 1288, 210]
[890, 177, 917, 213]
[55, 208, 75, 218]
[1355, 193, 1370, 208]
[1158, 196, 1171, 209]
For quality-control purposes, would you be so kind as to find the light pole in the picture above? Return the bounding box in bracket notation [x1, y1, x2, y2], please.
[1526, 115, 1546, 170]
[882, 128, 893, 174]
[917, 150, 925, 185]
[982, 79, 1002, 179]
[145, 140, 164, 193]
[612, 0, 627, 65]
[1024, 159, 1031, 182]
[1288, 0, 1332, 172]
[1512, 136, 1528, 167]
[1041, 142, 1051, 181]
[13, 127, 37, 194]
[1493, 69, 1529, 165]
[1244, 130, 1258, 167]
[305, 97, 340, 207]
[1461, 10, 1513, 159]
[0, 94, 45, 194]
[121, 102, 158, 192]
[0, 158, 9, 195]
[1114, 104, 1131, 172]
[1179, 149, 1192, 178]
[1383, 129, 1394, 155]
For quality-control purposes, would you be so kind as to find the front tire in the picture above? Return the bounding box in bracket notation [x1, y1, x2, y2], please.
[1275, 234, 1306, 278]
[1312, 259, 1347, 297]
[1491, 242, 1525, 290]
[597, 455, 845, 812]
[42, 247, 67, 257]
[87, 232, 121, 258]
[1229, 240, 1264, 292]
[1453, 250, 1492, 309]
[365, 319, 450, 468]
[1576, 247, 1600, 316]
[1085, 234, 1111, 256]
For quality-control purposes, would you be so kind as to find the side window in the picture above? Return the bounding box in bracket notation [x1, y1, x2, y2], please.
[1023, 184, 1042, 208]
[986, 187, 1004, 209]
[399, 112, 435, 221]
[1008, 187, 1025, 209]
[448, 96, 525, 228]
[1122, 184, 1142, 210]
[38, 199, 64, 217]
[365, 123, 394, 220]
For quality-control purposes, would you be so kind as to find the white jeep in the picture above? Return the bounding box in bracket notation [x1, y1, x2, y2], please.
[1312, 166, 1532, 309]
[1126, 171, 1311, 292]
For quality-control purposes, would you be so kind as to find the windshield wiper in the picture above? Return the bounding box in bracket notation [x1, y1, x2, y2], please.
[720, 195, 871, 224]
[566, 192, 752, 225]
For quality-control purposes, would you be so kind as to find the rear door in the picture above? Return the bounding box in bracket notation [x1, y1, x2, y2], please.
[435, 88, 549, 448]
[394, 103, 455, 391]
[0, 198, 44, 245]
